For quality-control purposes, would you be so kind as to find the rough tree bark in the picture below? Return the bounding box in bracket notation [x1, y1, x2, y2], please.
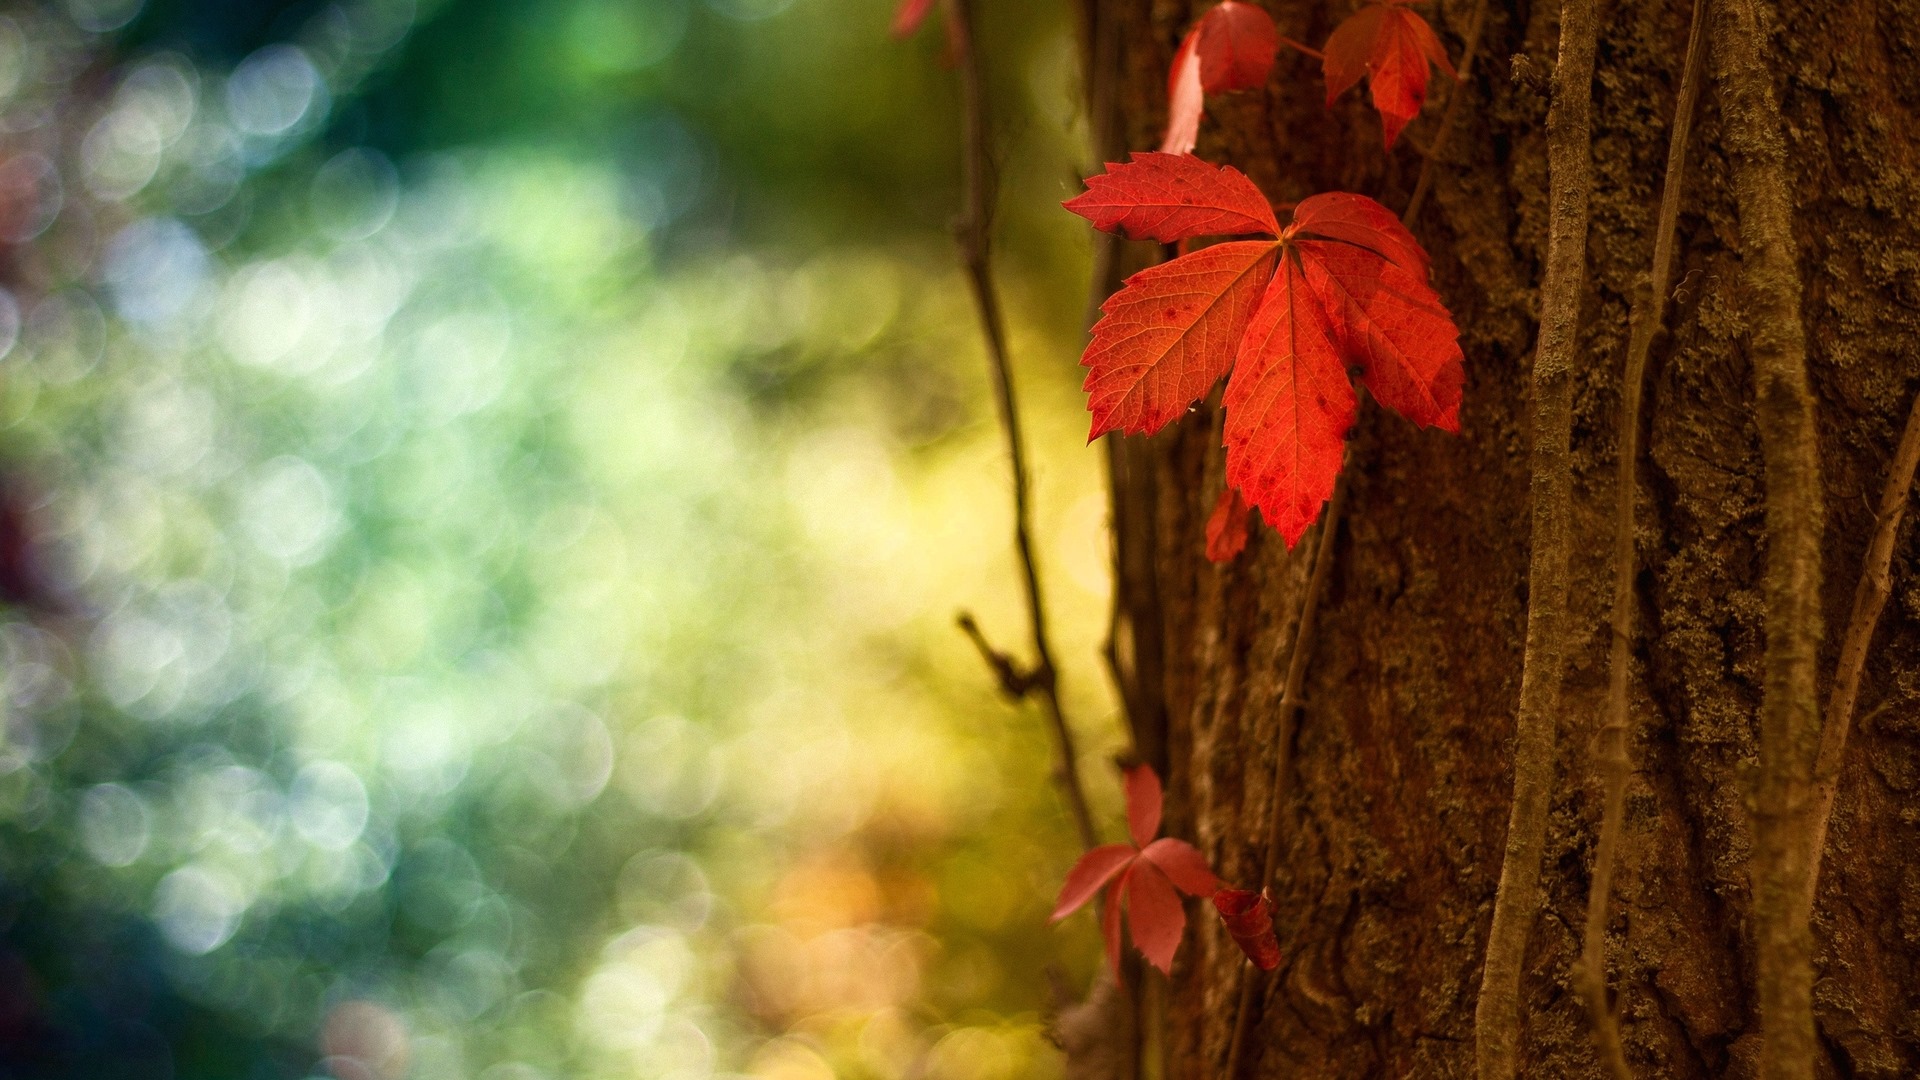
[1082, 1, 1920, 1076]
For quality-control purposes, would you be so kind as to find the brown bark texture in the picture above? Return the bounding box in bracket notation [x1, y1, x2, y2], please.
[1084, 1, 1920, 1077]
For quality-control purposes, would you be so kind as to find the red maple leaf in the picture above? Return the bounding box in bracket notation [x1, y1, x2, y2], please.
[1205, 486, 1253, 563]
[1322, 0, 1455, 149]
[1066, 153, 1463, 545]
[1160, 2, 1279, 154]
[1214, 888, 1283, 970]
[1052, 765, 1222, 976]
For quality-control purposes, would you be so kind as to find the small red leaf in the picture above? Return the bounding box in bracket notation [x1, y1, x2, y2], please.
[1083, 240, 1281, 439]
[1160, 29, 1205, 155]
[1140, 837, 1223, 896]
[1065, 152, 1279, 244]
[1052, 844, 1139, 922]
[1205, 485, 1253, 563]
[1322, 0, 1455, 148]
[1125, 860, 1187, 975]
[1195, 1, 1279, 92]
[1214, 888, 1283, 970]
[1223, 253, 1357, 546]
[891, 0, 937, 38]
[1123, 765, 1163, 848]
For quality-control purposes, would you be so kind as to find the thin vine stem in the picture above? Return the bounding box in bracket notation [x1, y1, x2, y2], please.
[1219, 467, 1349, 1080]
[1473, 0, 1594, 1075]
[1278, 35, 1323, 62]
[1576, 3, 1707, 1075]
[1794, 386, 1920, 928]
[1403, 0, 1491, 224]
[1709, 1, 1826, 1077]
[946, 0, 1098, 852]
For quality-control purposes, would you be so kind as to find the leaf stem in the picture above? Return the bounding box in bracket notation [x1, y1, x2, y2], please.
[1796, 387, 1920, 928]
[947, 0, 1099, 853]
[1402, 0, 1490, 223]
[1576, 4, 1707, 1075]
[1278, 35, 1324, 62]
[1220, 465, 1349, 1079]
[1473, 0, 1594, 1074]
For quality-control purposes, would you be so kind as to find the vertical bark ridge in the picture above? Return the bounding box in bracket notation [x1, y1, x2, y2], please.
[1473, 0, 1596, 1076]
[1579, 2, 1708, 1074]
[1708, 1, 1825, 1078]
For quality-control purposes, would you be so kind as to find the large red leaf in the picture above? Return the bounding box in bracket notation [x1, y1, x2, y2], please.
[1196, 1, 1279, 92]
[1065, 152, 1279, 244]
[1323, 0, 1455, 148]
[1291, 191, 1429, 275]
[1141, 837, 1224, 896]
[1223, 254, 1358, 545]
[1123, 764, 1163, 848]
[1125, 860, 1187, 975]
[1214, 888, 1283, 970]
[1084, 240, 1281, 439]
[1296, 238, 1462, 430]
[1205, 485, 1253, 563]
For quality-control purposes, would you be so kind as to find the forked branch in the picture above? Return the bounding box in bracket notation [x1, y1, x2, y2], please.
[947, 0, 1098, 852]
[1474, 0, 1595, 1075]
[1576, 2, 1708, 1075]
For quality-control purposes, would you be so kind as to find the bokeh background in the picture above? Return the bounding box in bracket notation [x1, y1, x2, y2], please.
[0, 0, 1128, 1077]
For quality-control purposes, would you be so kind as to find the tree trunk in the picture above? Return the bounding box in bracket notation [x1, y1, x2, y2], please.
[1083, 1, 1920, 1076]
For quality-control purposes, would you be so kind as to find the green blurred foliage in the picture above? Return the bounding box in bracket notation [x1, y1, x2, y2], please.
[0, 0, 1130, 1078]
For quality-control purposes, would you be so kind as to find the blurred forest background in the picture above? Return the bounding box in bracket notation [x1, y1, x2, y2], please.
[0, 0, 1121, 1077]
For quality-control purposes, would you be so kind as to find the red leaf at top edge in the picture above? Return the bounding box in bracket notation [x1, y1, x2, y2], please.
[891, 0, 937, 38]
[1065, 152, 1280, 244]
[1322, 1, 1455, 148]
[1205, 485, 1253, 563]
[1195, 1, 1279, 92]
[1214, 888, 1282, 970]
[1160, 29, 1205, 155]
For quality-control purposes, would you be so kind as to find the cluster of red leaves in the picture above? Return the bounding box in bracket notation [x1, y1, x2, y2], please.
[892, 0, 1462, 984]
[1162, 0, 1455, 153]
[1054, 765, 1280, 975]
[1052, 765, 1220, 975]
[1067, 152, 1463, 547]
